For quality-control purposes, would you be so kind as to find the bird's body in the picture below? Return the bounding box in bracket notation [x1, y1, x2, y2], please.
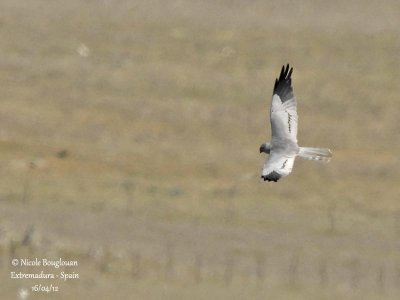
[260, 64, 332, 182]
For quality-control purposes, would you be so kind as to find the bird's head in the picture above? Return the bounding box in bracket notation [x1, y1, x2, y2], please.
[259, 143, 271, 154]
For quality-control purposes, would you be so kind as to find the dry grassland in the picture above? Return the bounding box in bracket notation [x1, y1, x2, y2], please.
[1, 0, 400, 299]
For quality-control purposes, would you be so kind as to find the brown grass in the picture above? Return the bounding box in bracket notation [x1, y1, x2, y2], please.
[1, 0, 400, 299]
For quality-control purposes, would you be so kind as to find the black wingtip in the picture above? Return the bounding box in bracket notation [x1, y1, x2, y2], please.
[287, 66, 293, 78]
[273, 64, 294, 103]
[280, 64, 293, 80]
[284, 64, 289, 76]
[261, 171, 281, 182]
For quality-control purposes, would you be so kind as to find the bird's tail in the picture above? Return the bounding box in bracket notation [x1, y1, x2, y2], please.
[298, 147, 332, 163]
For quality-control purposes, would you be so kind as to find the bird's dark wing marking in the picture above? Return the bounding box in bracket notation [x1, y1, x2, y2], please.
[273, 64, 293, 103]
[261, 171, 281, 182]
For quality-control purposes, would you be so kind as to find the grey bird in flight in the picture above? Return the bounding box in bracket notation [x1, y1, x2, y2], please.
[260, 64, 332, 182]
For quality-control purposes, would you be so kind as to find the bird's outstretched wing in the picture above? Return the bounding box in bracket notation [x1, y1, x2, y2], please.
[270, 64, 298, 143]
[261, 152, 296, 182]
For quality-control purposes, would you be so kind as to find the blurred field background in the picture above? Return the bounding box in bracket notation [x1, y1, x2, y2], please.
[1, 0, 400, 299]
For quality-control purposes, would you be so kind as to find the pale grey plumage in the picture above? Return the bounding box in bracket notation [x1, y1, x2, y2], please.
[260, 64, 332, 182]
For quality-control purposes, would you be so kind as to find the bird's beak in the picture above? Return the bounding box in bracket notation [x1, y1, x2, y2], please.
[259, 147, 263, 153]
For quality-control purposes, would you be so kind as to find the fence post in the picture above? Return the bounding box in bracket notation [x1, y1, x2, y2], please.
[319, 258, 328, 287]
[288, 254, 299, 286]
[349, 257, 360, 289]
[255, 251, 266, 284]
[194, 253, 202, 284]
[327, 202, 336, 233]
[224, 253, 234, 285]
[122, 179, 134, 215]
[21, 162, 36, 203]
[99, 249, 111, 273]
[164, 241, 175, 281]
[377, 264, 385, 293]
[131, 252, 142, 279]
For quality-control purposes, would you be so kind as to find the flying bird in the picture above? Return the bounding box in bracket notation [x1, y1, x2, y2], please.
[260, 64, 332, 182]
